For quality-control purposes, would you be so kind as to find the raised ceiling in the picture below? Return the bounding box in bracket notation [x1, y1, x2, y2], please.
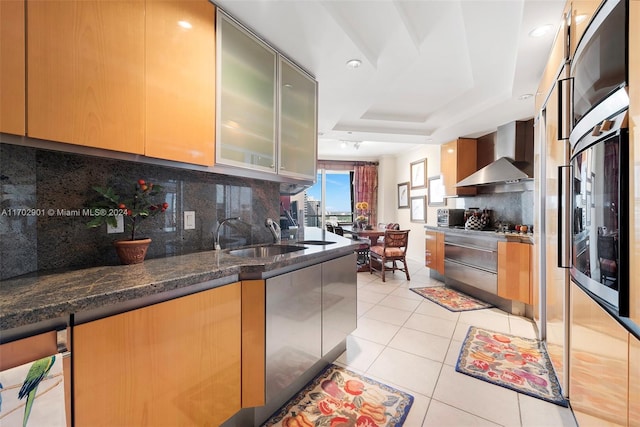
[213, 0, 565, 160]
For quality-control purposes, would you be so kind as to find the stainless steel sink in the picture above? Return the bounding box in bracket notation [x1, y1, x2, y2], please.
[296, 240, 337, 245]
[227, 244, 306, 258]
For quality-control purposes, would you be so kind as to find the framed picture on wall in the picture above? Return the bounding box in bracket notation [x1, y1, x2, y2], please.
[397, 182, 410, 209]
[428, 175, 445, 206]
[410, 158, 427, 189]
[410, 196, 426, 222]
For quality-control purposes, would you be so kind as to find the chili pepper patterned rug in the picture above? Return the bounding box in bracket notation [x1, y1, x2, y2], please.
[410, 286, 492, 312]
[456, 326, 569, 407]
[261, 364, 413, 427]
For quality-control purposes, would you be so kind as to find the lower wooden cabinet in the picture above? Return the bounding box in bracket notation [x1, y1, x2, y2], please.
[497, 241, 532, 304]
[241, 280, 266, 408]
[425, 230, 444, 274]
[0, 330, 72, 427]
[569, 283, 629, 426]
[630, 334, 640, 426]
[73, 283, 242, 426]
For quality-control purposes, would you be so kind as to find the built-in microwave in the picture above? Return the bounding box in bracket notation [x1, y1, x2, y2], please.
[571, 0, 627, 135]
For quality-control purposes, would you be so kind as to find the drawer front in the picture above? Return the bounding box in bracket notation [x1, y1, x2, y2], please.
[445, 242, 497, 272]
[445, 259, 497, 294]
[444, 232, 499, 250]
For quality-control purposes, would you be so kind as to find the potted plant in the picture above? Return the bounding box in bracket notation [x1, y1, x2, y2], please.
[355, 201, 370, 229]
[87, 179, 167, 264]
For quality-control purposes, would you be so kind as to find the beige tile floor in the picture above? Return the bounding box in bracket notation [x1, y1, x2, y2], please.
[334, 259, 579, 427]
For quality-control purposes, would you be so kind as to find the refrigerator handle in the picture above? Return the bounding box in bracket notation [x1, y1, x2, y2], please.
[558, 78, 572, 140]
[558, 165, 572, 268]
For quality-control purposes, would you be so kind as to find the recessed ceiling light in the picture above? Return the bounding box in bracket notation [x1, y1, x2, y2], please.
[178, 20, 192, 29]
[345, 59, 362, 69]
[529, 24, 553, 37]
[518, 93, 534, 100]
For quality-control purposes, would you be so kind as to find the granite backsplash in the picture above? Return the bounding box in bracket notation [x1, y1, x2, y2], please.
[457, 190, 534, 229]
[0, 143, 280, 280]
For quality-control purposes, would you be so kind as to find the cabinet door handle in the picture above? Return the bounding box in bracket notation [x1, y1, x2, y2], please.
[557, 77, 572, 140]
[444, 242, 496, 253]
[558, 165, 571, 268]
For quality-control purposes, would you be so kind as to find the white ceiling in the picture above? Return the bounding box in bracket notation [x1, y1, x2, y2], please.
[213, 0, 565, 160]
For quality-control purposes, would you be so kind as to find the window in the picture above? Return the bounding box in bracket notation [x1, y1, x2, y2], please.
[303, 169, 354, 227]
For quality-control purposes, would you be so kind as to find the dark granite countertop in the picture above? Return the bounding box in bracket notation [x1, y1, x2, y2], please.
[0, 227, 359, 335]
[424, 224, 535, 244]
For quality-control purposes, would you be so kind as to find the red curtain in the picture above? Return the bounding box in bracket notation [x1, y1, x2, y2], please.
[354, 163, 378, 225]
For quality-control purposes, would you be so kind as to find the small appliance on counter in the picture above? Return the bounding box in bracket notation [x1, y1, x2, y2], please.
[436, 208, 465, 227]
[463, 208, 492, 230]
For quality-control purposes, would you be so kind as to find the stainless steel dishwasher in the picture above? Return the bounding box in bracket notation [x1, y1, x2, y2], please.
[444, 233, 498, 294]
[265, 263, 323, 402]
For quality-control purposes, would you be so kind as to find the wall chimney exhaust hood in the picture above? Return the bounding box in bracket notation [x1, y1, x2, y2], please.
[456, 120, 534, 187]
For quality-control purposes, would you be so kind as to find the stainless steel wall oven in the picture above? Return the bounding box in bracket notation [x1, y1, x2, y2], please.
[568, 0, 629, 314]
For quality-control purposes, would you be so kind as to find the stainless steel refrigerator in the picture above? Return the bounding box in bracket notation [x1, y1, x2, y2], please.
[534, 63, 571, 396]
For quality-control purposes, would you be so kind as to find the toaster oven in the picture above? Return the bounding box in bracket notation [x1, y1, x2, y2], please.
[436, 209, 465, 227]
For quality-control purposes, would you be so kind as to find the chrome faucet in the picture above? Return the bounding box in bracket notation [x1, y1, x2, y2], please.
[265, 217, 281, 244]
[214, 217, 240, 250]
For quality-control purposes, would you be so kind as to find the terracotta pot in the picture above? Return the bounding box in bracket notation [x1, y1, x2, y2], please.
[113, 238, 151, 265]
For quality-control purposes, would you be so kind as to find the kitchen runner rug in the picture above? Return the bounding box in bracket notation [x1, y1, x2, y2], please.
[262, 364, 413, 427]
[456, 326, 568, 407]
[410, 286, 492, 312]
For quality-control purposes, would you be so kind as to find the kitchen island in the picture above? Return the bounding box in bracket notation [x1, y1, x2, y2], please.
[0, 227, 359, 427]
[425, 225, 534, 317]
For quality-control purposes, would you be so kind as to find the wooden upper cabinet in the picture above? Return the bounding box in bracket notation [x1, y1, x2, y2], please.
[440, 138, 477, 197]
[425, 230, 444, 274]
[0, 0, 25, 135]
[27, 0, 145, 154]
[570, 0, 602, 60]
[497, 241, 532, 305]
[145, 0, 216, 166]
[74, 283, 242, 426]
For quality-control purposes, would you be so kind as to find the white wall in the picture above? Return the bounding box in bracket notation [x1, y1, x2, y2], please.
[379, 144, 454, 262]
[376, 155, 397, 226]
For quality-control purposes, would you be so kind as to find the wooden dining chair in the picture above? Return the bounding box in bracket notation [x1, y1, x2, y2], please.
[597, 234, 617, 286]
[369, 229, 410, 282]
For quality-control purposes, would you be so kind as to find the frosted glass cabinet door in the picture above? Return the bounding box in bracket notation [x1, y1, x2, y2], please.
[279, 58, 318, 180]
[217, 13, 276, 172]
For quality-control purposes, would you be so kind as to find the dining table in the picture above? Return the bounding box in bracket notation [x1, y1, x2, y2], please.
[347, 226, 385, 247]
[342, 225, 386, 272]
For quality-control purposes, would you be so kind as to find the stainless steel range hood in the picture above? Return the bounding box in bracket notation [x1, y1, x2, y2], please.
[456, 120, 533, 187]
